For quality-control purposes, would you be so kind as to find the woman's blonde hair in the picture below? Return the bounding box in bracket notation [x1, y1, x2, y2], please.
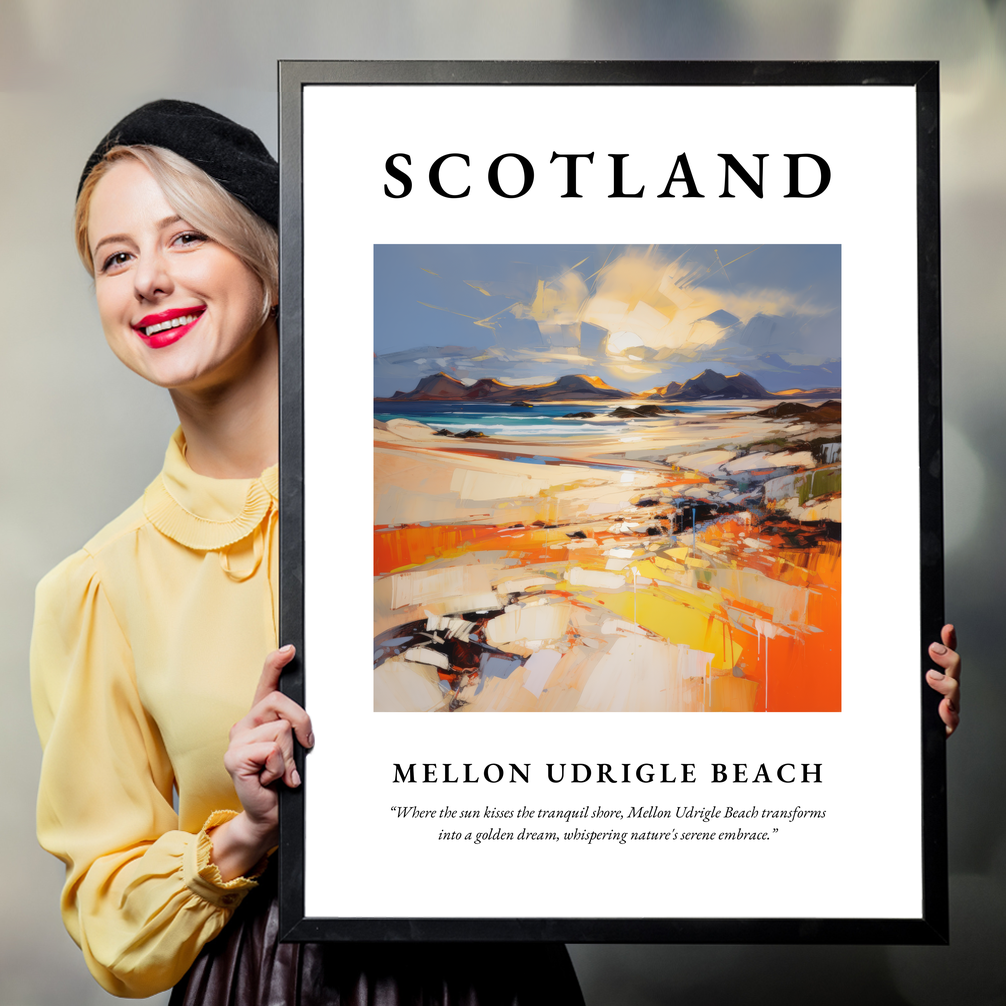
[75, 145, 279, 323]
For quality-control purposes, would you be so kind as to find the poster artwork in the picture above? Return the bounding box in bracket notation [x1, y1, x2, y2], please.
[373, 243, 841, 714]
[287, 65, 942, 940]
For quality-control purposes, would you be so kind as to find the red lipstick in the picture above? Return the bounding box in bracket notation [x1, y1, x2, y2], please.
[132, 306, 205, 349]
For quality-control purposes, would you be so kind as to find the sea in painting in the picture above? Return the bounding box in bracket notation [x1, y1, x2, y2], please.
[373, 245, 841, 713]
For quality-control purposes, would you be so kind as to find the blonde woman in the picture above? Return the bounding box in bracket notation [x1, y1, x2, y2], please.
[32, 100, 586, 1004]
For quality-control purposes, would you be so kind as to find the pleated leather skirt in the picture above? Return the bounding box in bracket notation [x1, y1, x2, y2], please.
[169, 869, 585, 1006]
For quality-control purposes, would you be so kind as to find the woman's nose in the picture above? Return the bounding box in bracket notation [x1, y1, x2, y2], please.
[133, 249, 173, 302]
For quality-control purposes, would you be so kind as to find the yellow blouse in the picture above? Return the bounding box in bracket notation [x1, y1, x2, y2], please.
[31, 429, 279, 998]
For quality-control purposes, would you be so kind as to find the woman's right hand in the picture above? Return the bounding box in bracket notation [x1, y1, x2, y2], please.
[926, 624, 961, 737]
[209, 645, 314, 881]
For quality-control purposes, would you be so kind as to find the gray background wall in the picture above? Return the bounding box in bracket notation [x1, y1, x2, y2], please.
[1, 2, 1003, 1003]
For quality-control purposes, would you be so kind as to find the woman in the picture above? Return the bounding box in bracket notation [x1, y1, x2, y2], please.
[31, 100, 586, 1003]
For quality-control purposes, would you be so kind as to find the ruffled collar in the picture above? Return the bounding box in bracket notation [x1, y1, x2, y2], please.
[143, 428, 278, 551]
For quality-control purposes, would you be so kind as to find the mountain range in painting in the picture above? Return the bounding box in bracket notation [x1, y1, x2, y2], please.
[377, 367, 837, 403]
[378, 372, 629, 402]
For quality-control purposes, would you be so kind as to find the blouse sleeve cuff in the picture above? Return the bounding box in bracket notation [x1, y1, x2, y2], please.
[182, 810, 269, 909]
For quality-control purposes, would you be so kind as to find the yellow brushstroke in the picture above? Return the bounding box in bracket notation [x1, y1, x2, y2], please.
[511, 272, 590, 325]
[601, 587, 743, 670]
[711, 249, 731, 282]
[418, 301, 480, 320]
[473, 304, 518, 331]
[719, 246, 763, 270]
[653, 555, 686, 573]
[683, 556, 711, 569]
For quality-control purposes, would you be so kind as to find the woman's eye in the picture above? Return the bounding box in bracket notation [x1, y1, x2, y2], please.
[173, 231, 208, 248]
[101, 251, 131, 273]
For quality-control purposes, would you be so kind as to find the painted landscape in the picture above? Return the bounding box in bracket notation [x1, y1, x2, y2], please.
[374, 245, 841, 713]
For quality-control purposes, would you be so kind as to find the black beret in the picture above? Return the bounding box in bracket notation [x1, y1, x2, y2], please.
[78, 99, 278, 228]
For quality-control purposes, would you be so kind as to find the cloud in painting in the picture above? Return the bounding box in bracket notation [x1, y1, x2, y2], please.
[581, 249, 838, 376]
[374, 344, 486, 392]
[373, 245, 840, 396]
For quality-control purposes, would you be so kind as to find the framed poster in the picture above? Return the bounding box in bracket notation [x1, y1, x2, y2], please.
[277, 61, 946, 943]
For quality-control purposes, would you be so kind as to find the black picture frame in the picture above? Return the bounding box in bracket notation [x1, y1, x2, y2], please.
[277, 60, 945, 944]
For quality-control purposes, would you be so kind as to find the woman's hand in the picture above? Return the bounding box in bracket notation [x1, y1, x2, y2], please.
[209, 645, 314, 881]
[926, 624, 961, 738]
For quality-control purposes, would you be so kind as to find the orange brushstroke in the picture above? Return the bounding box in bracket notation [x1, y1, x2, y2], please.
[375, 521, 577, 574]
[374, 523, 506, 574]
[738, 542, 841, 713]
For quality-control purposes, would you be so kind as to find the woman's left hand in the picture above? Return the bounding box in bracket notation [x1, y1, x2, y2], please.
[209, 645, 313, 881]
[926, 624, 961, 737]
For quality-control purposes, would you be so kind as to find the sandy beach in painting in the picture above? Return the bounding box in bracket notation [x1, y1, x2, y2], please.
[374, 400, 841, 713]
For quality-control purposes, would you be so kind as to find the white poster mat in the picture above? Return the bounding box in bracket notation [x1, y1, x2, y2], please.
[301, 84, 919, 920]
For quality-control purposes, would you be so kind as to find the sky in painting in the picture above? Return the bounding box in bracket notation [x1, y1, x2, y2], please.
[374, 244, 841, 397]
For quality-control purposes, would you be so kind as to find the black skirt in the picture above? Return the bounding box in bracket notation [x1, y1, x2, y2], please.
[169, 869, 585, 1006]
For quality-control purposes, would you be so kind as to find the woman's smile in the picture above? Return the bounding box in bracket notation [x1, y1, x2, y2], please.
[133, 306, 207, 348]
